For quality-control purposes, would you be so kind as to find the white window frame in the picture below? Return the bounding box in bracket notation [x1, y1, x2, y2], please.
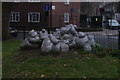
[10, 12, 20, 22]
[64, 0, 69, 4]
[28, 12, 40, 23]
[64, 13, 69, 23]
[28, 0, 40, 2]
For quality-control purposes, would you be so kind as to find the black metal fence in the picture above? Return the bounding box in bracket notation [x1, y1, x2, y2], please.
[85, 29, 119, 50]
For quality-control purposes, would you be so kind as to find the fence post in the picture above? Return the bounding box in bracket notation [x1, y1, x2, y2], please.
[118, 29, 120, 50]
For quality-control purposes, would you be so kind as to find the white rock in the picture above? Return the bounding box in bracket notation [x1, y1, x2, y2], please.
[59, 26, 70, 34]
[63, 39, 70, 44]
[53, 44, 61, 52]
[29, 29, 35, 35]
[78, 32, 86, 38]
[74, 25, 78, 29]
[69, 37, 77, 47]
[20, 39, 39, 48]
[39, 29, 48, 38]
[41, 37, 53, 52]
[60, 42, 69, 52]
[53, 41, 69, 52]
[28, 36, 41, 43]
[69, 26, 76, 35]
[30, 31, 38, 38]
[62, 34, 70, 40]
[87, 35, 96, 46]
[53, 30, 61, 39]
[84, 44, 92, 51]
[59, 27, 67, 35]
[75, 36, 89, 46]
[49, 34, 59, 44]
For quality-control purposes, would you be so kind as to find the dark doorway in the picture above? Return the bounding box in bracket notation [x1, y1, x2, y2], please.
[80, 14, 87, 27]
[91, 16, 102, 28]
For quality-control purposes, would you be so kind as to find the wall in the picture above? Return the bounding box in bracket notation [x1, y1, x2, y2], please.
[10, 2, 47, 30]
[51, 2, 80, 27]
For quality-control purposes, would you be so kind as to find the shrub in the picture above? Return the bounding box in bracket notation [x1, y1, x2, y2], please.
[92, 45, 120, 58]
[91, 45, 109, 57]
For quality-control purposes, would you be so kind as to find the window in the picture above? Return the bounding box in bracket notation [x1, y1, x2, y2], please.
[28, 0, 40, 2]
[10, 12, 20, 22]
[28, 12, 40, 22]
[64, 13, 69, 23]
[64, 0, 69, 4]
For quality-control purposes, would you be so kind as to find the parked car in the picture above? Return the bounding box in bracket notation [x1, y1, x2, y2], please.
[106, 19, 120, 29]
[9, 27, 18, 38]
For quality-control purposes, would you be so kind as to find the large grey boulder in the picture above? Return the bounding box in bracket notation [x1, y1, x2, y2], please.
[78, 32, 86, 38]
[53, 28, 61, 38]
[87, 35, 96, 46]
[69, 25, 76, 35]
[73, 24, 78, 30]
[29, 30, 35, 36]
[63, 39, 70, 44]
[53, 41, 69, 52]
[39, 29, 49, 39]
[41, 36, 53, 52]
[60, 42, 69, 52]
[84, 44, 92, 51]
[49, 34, 59, 44]
[59, 25, 71, 35]
[28, 36, 41, 43]
[20, 39, 39, 48]
[29, 30, 38, 38]
[69, 36, 77, 47]
[75, 36, 89, 46]
[61, 34, 70, 40]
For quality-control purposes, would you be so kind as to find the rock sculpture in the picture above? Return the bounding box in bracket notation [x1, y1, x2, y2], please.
[20, 24, 97, 52]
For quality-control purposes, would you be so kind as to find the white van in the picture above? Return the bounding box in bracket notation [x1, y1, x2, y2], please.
[108, 19, 120, 26]
[107, 19, 120, 29]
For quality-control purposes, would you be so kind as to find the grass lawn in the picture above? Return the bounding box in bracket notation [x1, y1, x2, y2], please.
[2, 39, 119, 78]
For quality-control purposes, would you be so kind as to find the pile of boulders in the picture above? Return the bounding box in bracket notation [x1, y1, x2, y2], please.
[20, 24, 96, 52]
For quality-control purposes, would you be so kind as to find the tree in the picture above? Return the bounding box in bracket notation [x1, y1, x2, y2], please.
[80, 2, 100, 16]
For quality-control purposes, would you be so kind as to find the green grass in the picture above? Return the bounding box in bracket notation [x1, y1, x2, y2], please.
[2, 39, 119, 78]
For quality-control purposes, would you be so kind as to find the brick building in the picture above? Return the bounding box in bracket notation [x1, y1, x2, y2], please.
[9, 1, 81, 30]
[51, 2, 80, 27]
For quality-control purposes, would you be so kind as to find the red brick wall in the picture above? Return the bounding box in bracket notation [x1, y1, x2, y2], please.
[51, 2, 81, 27]
[10, 2, 81, 30]
[10, 2, 47, 30]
